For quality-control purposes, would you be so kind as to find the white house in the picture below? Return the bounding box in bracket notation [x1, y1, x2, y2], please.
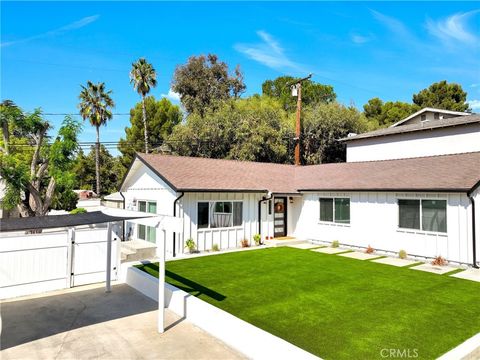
[120, 150, 480, 267]
[343, 112, 479, 162]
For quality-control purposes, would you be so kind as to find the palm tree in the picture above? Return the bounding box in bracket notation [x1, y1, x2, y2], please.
[78, 81, 115, 195]
[129, 58, 157, 153]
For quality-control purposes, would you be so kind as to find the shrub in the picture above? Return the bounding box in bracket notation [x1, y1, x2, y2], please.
[399, 250, 407, 259]
[212, 243, 220, 252]
[253, 234, 261, 246]
[185, 238, 196, 253]
[331, 240, 339, 248]
[240, 239, 250, 248]
[365, 245, 375, 254]
[70, 208, 87, 214]
[432, 256, 448, 266]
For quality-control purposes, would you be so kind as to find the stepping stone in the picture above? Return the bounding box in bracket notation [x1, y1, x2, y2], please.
[288, 243, 319, 250]
[450, 268, 480, 283]
[338, 251, 380, 260]
[411, 263, 457, 275]
[312, 247, 347, 254]
[372, 257, 418, 267]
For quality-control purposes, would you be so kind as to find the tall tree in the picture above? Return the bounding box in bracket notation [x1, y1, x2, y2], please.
[78, 81, 115, 196]
[0, 102, 81, 217]
[262, 76, 336, 111]
[129, 58, 157, 154]
[73, 145, 125, 195]
[412, 80, 469, 112]
[363, 98, 419, 128]
[166, 96, 292, 163]
[118, 96, 182, 168]
[302, 102, 368, 164]
[171, 54, 246, 117]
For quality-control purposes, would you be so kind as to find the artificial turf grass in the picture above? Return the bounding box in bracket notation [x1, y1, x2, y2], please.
[136, 247, 480, 360]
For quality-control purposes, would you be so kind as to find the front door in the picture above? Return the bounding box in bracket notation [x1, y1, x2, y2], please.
[273, 197, 287, 237]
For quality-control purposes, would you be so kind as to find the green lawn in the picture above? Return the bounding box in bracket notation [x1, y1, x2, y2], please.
[136, 247, 480, 360]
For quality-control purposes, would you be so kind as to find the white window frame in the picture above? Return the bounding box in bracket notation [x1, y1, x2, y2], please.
[319, 197, 351, 225]
[197, 200, 243, 230]
[137, 200, 157, 242]
[397, 198, 447, 234]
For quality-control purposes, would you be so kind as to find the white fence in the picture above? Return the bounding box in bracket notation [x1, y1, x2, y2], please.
[0, 226, 119, 299]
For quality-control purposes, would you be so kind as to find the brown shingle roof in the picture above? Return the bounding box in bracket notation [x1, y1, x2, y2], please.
[295, 152, 480, 192]
[341, 114, 480, 142]
[135, 152, 480, 193]
[136, 153, 297, 193]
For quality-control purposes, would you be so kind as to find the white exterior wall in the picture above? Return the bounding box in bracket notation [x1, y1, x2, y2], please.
[180, 192, 264, 251]
[121, 161, 178, 257]
[346, 124, 480, 162]
[294, 191, 476, 265]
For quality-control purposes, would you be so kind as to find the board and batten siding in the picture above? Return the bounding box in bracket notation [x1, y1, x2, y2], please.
[180, 192, 264, 252]
[294, 191, 476, 265]
[121, 160, 178, 257]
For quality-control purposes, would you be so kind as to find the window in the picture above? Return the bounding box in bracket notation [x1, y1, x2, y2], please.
[434, 112, 439, 120]
[197, 201, 243, 229]
[398, 199, 420, 230]
[137, 200, 157, 243]
[398, 199, 446, 233]
[422, 200, 447, 232]
[198, 202, 209, 229]
[319, 197, 350, 224]
[421, 114, 427, 121]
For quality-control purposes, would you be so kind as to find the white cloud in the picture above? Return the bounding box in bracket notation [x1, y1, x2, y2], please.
[351, 33, 374, 44]
[426, 10, 480, 46]
[1, 15, 100, 47]
[468, 99, 480, 111]
[162, 89, 180, 102]
[371, 10, 411, 39]
[470, 83, 479, 88]
[234, 31, 302, 71]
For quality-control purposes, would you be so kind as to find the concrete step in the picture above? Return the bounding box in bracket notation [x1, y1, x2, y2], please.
[264, 238, 308, 247]
[120, 240, 157, 262]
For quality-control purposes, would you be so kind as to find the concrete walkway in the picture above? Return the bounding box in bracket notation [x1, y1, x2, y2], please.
[0, 283, 245, 360]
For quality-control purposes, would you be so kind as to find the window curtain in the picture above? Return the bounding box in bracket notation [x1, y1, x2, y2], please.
[211, 202, 232, 228]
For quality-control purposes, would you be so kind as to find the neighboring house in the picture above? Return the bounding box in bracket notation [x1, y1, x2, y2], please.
[391, 107, 470, 127]
[120, 151, 480, 266]
[102, 192, 124, 209]
[343, 113, 479, 162]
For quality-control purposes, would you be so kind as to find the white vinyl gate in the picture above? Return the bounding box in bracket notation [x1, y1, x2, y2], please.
[0, 226, 119, 299]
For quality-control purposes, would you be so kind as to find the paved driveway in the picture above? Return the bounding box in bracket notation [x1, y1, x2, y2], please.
[0, 283, 245, 359]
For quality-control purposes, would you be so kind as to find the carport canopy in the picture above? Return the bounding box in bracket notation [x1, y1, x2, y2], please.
[0, 210, 147, 233]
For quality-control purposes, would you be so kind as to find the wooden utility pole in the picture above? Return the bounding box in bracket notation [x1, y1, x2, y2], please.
[289, 74, 312, 166]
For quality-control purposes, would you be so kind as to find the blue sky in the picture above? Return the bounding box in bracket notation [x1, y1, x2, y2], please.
[2, 2, 479, 155]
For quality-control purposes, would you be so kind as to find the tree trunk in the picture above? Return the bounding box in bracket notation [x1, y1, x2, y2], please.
[142, 95, 148, 154]
[2, 121, 9, 154]
[95, 125, 101, 196]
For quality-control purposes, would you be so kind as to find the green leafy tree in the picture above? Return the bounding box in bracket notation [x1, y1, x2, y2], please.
[78, 81, 115, 196]
[262, 76, 336, 111]
[171, 54, 246, 117]
[363, 98, 419, 128]
[0, 101, 81, 217]
[129, 58, 157, 154]
[413, 80, 469, 112]
[302, 102, 368, 164]
[166, 96, 292, 163]
[73, 145, 124, 195]
[118, 96, 182, 168]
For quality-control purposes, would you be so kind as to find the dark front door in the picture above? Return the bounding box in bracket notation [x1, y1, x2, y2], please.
[274, 197, 287, 237]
